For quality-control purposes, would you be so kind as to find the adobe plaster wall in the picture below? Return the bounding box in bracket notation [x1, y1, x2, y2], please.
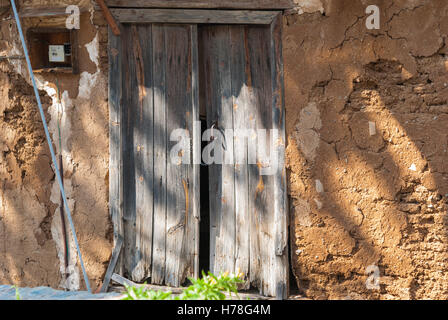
[0, 0, 447, 299]
[284, 0, 448, 299]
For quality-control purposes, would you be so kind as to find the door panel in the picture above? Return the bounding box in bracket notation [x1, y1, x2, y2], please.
[119, 24, 200, 286]
[200, 24, 288, 297]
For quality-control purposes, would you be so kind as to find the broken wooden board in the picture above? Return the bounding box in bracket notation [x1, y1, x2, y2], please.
[95, 0, 121, 36]
[112, 273, 184, 294]
[100, 235, 123, 293]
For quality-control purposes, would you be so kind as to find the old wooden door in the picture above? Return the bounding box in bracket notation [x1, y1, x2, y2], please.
[109, 12, 287, 298]
[200, 19, 288, 298]
[109, 23, 200, 287]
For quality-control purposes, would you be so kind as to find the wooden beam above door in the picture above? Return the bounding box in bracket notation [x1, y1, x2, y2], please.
[111, 8, 280, 24]
[105, 0, 294, 10]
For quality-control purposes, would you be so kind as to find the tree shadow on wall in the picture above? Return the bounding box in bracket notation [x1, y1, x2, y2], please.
[289, 55, 448, 300]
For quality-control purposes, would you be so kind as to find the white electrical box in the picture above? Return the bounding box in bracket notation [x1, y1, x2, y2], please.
[48, 45, 65, 62]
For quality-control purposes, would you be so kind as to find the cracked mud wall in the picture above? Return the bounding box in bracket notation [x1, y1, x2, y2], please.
[0, 1, 111, 291]
[1, 0, 448, 300]
[285, 0, 448, 299]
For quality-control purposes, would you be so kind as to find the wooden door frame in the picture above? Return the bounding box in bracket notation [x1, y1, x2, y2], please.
[104, 0, 294, 10]
[108, 9, 289, 298]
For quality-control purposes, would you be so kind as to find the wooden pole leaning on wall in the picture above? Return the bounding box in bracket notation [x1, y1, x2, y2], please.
[95, 0, 121, 36]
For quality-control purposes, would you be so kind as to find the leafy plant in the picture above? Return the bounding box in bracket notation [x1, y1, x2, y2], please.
[122, 283, 172, 300]
[176, 271, 243, 300]
[12, 285, 21, 300]
[122, 270, 244, 300]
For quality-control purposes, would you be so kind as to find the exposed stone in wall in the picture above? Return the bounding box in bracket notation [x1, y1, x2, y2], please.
[284, 0, 448, 299]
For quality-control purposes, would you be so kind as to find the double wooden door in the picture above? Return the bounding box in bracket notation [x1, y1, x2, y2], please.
[109, 19, 288, 297]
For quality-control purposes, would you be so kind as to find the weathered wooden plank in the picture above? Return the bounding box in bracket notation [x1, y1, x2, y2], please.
[270, 14, 289, 300]
[229, 25, 250, 289]
[151, 24, 167, 285]
[105, 0, 294, 9]
[246, 25, 276, 297]
[111, 273, 140, 288]
[108, 25, 123, 275]
[100, 235, 123, 293]
[190, 25, 201, 280]
[121, 24, 137, 280]
[165, 25, 186, 287]
[202, 26, 235, 276]
[121, 25, 149, 281]
[165, 25, 197, 287]
[132, 24, 154, 282]
[110, 9, 280, 25]
[184, 23, 200, 283]
[218, 25, 236, 277]
[19, 6, 89, 18]
[245, 27, 260, 291]
[112, 273, 184, 293]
